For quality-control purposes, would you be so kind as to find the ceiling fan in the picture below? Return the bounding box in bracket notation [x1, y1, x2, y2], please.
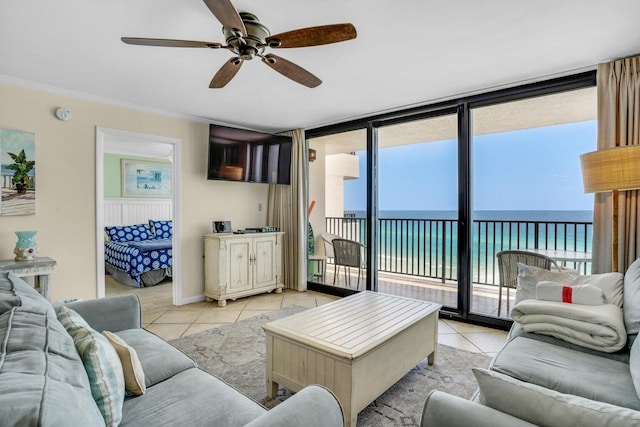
[121, 0, 357, 88]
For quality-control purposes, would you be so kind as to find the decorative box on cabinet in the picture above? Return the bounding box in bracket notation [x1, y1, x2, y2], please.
[204, 232, 284, 307]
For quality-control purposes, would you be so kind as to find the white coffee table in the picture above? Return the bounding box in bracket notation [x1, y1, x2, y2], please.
[263, 291, 441, 426]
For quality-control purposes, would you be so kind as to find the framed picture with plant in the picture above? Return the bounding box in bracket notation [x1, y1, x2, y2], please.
[0, 128, 36, 216]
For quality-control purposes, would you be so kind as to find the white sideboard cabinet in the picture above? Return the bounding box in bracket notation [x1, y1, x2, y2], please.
[203, 232, 284, 307]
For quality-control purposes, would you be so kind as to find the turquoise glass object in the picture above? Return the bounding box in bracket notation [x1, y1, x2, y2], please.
[14, 230, 38, 261]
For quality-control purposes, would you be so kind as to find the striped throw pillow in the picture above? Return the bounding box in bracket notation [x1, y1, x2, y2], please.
[57, 305, 125, 427]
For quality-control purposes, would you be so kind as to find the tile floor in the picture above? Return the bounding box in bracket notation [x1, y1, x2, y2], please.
[106, 277, 508, 357]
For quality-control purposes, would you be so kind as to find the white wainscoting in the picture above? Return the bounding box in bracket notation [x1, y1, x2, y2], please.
[104, 198, 172, 226]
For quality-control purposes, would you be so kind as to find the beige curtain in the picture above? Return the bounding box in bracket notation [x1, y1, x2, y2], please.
[267, 128, 307, 291]
[594, 57, 640, 273]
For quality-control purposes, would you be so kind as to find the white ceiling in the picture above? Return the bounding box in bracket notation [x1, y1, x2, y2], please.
[1, 0, 639, 133]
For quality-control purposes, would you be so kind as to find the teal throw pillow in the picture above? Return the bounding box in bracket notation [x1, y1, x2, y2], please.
[624, 257, 640, 334]
[631, 335, 640, 399]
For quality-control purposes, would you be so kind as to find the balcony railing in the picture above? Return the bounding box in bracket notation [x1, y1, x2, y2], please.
[1, 174, 36, 190]
[325, 216, 593, 286]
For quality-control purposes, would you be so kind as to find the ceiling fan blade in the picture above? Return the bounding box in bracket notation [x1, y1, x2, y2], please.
[202, 0, 246, 36]
[266, 23, 356, 48]
[210, 58, 243, 88]
[261, 54, 321, 88]
[121, 37, 222, 48]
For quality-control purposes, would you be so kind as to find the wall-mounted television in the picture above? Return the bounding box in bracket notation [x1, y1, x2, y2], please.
[207, 124, 292, 185]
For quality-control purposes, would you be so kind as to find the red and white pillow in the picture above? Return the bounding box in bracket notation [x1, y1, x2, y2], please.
[535, 281, 605, 306]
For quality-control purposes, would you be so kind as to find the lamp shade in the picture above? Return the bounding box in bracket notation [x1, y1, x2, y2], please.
[580, 145, 640, 193]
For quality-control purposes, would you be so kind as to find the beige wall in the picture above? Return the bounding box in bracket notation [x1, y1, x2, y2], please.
[0, 82, 269, 302]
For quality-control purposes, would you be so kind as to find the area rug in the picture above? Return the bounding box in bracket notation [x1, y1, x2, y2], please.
[169, 306, 492, 427]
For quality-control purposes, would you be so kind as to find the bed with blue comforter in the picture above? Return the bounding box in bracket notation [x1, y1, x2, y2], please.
[104, 220, 173, 287]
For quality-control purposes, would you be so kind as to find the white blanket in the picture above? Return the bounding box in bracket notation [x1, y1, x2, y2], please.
[511, 300, 627, 353]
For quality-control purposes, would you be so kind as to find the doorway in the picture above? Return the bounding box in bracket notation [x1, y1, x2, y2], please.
[95, 127, 183, 305]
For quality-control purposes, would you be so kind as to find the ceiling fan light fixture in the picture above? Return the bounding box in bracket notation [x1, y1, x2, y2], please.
[240, 46, 258, 60]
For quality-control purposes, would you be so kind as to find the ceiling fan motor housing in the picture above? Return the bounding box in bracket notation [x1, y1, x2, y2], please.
[223, 13, 270, 60]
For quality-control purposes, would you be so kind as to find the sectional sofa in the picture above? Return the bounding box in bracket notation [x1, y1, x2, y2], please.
[0, 272, 344, 426]
[421, 258, 640, 426]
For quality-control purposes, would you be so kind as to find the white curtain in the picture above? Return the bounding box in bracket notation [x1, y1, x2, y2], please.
[594, 57, 640, 273]
[267, 129, 307, 291]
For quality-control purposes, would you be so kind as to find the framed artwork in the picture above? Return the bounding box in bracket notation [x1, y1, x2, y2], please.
[121, 159, 172, 198]
[0, 128, 36, 216]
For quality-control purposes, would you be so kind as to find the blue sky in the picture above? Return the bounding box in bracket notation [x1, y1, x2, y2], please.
[344, 120, 597, 212]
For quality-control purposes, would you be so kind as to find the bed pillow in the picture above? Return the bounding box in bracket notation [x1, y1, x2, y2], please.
[57, 306, 125, 426]
[473, 368, 640, 427]
[102, 331, 146, 396]
[516, 263, 623, 307]
[105, 224, 153, 242]
[149, 219, 172, 240]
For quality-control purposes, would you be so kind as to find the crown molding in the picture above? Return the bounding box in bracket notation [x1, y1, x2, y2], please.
[0, 74, 217, 124]
[0, 74, 278, 132]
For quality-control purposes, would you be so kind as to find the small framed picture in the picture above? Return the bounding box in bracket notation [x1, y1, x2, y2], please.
[122, 159, 172, 198]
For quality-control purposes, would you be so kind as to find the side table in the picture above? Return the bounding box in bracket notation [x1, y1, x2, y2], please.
[0, 257, 57, 300]
[308, 255, 328, 281]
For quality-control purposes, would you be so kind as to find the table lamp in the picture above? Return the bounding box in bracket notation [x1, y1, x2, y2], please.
[580, 145, 640, 271]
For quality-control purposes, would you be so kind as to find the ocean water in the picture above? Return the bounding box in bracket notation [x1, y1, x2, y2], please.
[337, 210, 593, 283]
[365, 210, 593, 222]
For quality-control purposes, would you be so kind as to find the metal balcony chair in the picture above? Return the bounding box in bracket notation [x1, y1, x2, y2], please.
[332, 238, 366, 290]
[496, 250, 561, 317]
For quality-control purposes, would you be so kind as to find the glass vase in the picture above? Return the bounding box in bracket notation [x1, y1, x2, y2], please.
[14, 230, 38, 261]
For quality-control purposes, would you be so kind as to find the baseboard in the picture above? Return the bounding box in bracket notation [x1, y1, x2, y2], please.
[177, 294, 207, 306]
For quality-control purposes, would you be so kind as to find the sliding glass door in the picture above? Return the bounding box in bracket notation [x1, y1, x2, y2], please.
[375, 111, 459, 309]
[470, 87, 597, 319]
[307, 129, 368, 292]
[307, 72, 597, 326]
